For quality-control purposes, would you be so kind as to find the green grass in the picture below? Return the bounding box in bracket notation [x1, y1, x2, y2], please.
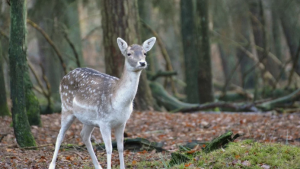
[184, 140, 300, 169]
[82, 140, 300, 168]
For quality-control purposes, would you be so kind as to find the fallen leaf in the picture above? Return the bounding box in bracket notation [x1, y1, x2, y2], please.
[65, 156, 72, 161]
[184, 163, 191, 167]
[132, 160, 137, 165]
[242, 160, 251, 166]
[261, 164, 271, 169]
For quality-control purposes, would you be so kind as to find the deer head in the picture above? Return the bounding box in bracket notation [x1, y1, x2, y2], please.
[117, 37, 156, 72]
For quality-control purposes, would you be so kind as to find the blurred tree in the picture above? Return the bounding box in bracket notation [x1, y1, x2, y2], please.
[231, 1, 255, 88]
[180, 0, 199, 103]
[0, 3, 10, 117]
[9, 0, 37, 147]
[248, 0, 279, 81]
[100, 0, 154, 110]
[270, 1, 282, 61]
[0, 42, 10, 116]
[196, 0, 214, 103]
[279, 0, 300, 76]
[29, 0, 84, 112]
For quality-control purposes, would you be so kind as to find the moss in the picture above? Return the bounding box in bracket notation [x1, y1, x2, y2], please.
[190, 141, 300, 168]
[25, 89, 42, 126]
[13, 112, 37, 148]
[169, 152, 190, 167]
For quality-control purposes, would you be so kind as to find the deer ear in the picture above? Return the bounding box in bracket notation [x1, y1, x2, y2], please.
[142, 37, 156, 52]
[117, 37, 128, 53]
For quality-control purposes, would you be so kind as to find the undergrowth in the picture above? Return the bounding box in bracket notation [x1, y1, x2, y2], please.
[99, 140, 300, 168]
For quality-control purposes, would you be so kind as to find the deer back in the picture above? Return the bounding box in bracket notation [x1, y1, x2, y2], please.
[60, 68, 119, 113]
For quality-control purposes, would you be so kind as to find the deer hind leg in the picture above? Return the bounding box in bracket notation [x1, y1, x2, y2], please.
[80, 125, 102, 169]
[115, 124, 126, 169]
[49, 113, 75, 169]
[99, 123, 112, 169]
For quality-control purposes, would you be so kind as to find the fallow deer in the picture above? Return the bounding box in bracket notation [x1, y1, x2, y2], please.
[49, 37, 156, 169]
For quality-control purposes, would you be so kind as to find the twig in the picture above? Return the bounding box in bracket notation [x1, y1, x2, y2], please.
[19, 144, 53, 150]
[74, 151, 85, 160]
[39, 63, 52, 108]
[63, 30, 81, 67]
[28, 61, 48, 96]
[222, 58, 243, 94]
[27, 19, 67, 74]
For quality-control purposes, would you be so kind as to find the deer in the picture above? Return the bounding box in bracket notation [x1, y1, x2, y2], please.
[49, 37, 156, 169]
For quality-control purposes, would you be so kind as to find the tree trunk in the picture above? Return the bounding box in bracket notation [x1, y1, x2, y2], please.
[232, 10, 255, 89]
[248, 0, 279, 80]
[0, 3, 10, 117]
[196, 0, 214, 103]
[279, 0, 300, 76]
[270, 2, 282, 61]
[9, 0, 37, 147]
[24, 66, 41, 126]
[100, 0, 154, 110]
[0, 42, 10, 116]
[180, 0, 200, 103]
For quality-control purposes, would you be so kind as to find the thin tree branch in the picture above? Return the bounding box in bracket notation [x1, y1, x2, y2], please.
[27, 19, 67, 74]
[27, 61, 48, 96]
[63, 30, 81, 67]
[81, 26, 101, 41]
[140, 19, 176, 93]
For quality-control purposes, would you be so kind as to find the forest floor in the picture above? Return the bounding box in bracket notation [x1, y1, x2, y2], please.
[1, 111, 300, 168]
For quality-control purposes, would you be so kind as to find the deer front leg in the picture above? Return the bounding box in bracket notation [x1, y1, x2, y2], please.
[115, 124, 126, 169]
[99, 123, 112, 169]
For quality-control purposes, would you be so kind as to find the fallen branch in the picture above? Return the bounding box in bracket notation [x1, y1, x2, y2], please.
[203, 131, 240, 153]
[175, 102, 257, 113]
[147, 70, 177, 81]
[19, 144, 53, 150]
[258, 88, 300, 111]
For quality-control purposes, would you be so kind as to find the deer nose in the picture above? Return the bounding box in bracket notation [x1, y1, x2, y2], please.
[139, 61, 146, 67]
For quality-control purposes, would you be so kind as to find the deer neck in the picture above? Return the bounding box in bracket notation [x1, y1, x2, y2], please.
[112, 64, 142, 108]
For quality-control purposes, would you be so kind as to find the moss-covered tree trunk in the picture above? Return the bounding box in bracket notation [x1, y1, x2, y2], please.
[0, 43, 10, 116]
[196, 0, 214, 103]
[100, 0, 154, 110]
[180, 0, 200, 103]
[24, 68, 41, 126]
[9, 0, 37, 147]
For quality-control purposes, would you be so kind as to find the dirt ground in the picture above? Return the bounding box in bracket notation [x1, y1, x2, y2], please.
[1, 111, 300, 168]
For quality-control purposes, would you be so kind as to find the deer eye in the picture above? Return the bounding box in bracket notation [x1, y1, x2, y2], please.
[127, 53, 131, 56]
[144, 53, 147, 56]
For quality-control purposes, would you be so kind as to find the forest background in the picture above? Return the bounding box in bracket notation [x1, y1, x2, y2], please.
[1, 0, 300, 168]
